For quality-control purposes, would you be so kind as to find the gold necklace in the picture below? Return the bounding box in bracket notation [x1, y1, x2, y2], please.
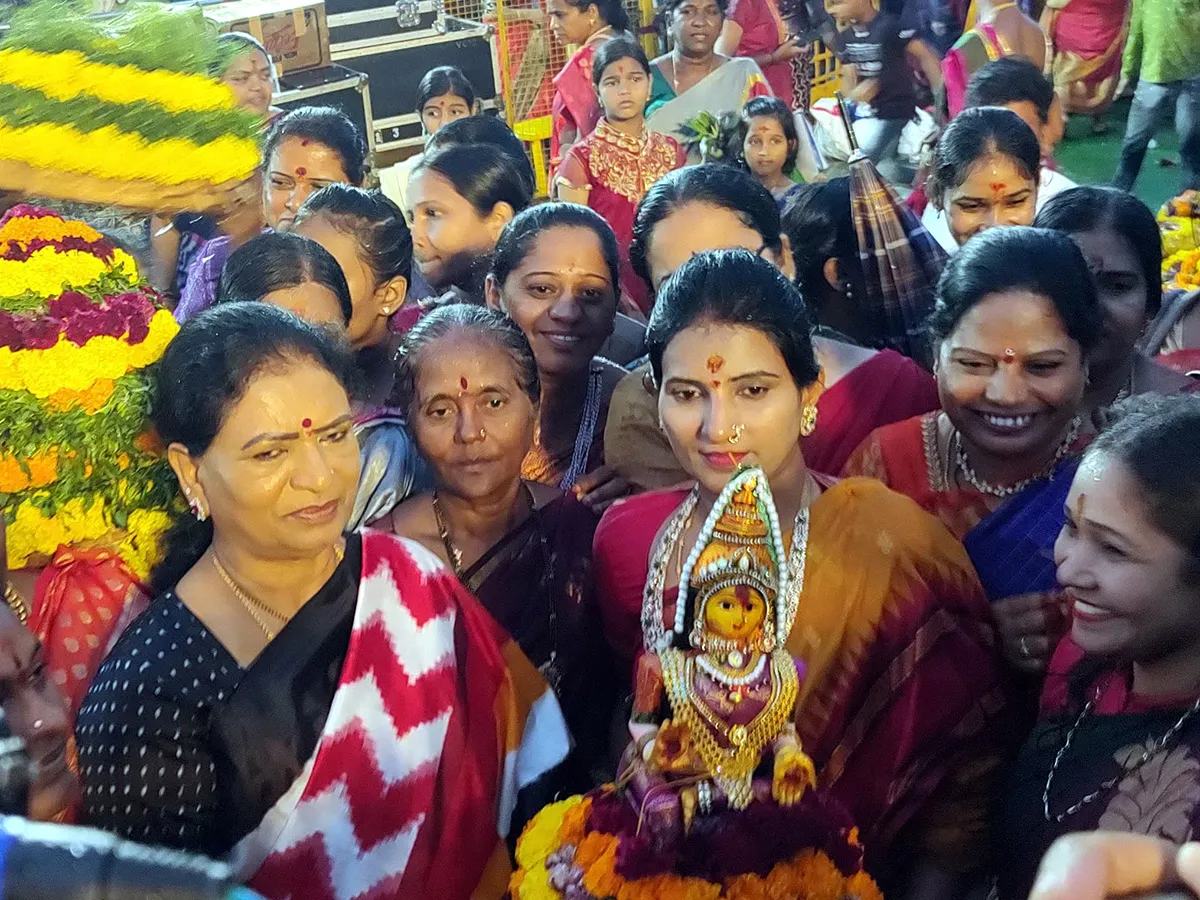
[211, 545, 344, 641]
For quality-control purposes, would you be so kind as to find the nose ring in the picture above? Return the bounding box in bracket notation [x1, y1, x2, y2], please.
[729, 424, 745, 445]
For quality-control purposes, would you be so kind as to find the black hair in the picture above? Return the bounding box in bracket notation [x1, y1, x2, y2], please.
[218, 231, 354, 324]
[1088, 394, 1200, 586]
[929, 225, 1104, 353]
[414, 143, 533, 219]
[394, 303, 541, 413]
[592, 34, 649, 88]
[262, 106, 368, 186]
[1034, 185, 1164, 318]
[629, 164, 783, 288]
[415, 66, 477, 113]
[781, 176, 858, 300]
[647, 248, 819, 388]
[964, 56, 1055, 124]
[491, 202, 621, 291]
[149, 302, 359, 594]
[563, 0, 631, 34]
[424, 115, 537, 196]
[926, 106, 1041, 205]
[661, 0, 728, 18]
[737, 96, 799, 175]
[295, 184, 413, 287]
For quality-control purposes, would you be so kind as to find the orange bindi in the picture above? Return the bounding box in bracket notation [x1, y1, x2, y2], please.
[706, 354, 725, 374]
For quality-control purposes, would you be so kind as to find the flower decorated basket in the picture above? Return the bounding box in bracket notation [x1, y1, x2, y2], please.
[510, 793, 884, 900]
[0, 204, 180, 577]
[0, 1, 261, 213]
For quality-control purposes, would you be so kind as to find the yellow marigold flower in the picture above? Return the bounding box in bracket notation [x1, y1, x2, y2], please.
[514, 795, 583, 872]
[0, 213, 104, 247]
[510, 862, 557, 900]
[0, 48, 238, 114]
[0, 246, 136, 300]
[118, 508, 173, 579]
[0, 310, 178, 397]
[7, 496, 112, 570]
[0, 121, 259, 188]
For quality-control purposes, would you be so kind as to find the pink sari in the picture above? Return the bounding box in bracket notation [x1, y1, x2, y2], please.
[942, 23, 1008, 118]
[1042, 0, 1130, 115]
[551, 42, 603, 176]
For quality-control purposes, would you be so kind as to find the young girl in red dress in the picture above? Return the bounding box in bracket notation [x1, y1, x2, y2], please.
[556, 36, 685, 317]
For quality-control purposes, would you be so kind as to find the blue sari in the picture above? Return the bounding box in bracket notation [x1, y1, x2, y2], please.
[961, 458, 1080, 601]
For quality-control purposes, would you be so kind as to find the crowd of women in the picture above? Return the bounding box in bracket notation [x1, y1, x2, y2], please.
[3, 9, 1200, 900]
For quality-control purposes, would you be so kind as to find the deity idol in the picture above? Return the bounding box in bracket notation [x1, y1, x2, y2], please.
[509, 467, 879, 900]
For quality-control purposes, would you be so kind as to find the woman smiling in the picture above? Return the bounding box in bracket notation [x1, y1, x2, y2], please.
[995, 395, 1200, 900]
[844, 226, 1101, 677]
[485, 204, 629, 509]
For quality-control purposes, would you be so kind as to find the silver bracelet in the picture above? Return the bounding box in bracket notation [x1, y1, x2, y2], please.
[697, 780, 713, 817]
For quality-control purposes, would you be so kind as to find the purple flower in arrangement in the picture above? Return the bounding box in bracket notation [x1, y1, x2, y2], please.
[14, 315, 61, 349]
[0, 311, 24, 350]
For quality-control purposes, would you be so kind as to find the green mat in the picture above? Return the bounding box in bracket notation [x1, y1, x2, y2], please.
[1056, 97, 1187, 213]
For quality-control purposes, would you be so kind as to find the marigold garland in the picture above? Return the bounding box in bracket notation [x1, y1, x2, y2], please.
[0, 47, 240, 115]
[0, 120, 259, 188]
[1164, 248, 1200, 290]
[0, 245, 137, 300]
[0, 309, 178, 397]
[0, 209, 103, 246]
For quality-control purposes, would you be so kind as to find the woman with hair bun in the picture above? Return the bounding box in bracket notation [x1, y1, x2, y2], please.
[594, 247, 1006, 884]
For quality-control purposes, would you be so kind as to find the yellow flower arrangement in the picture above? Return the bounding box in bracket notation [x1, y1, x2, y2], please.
[0, 309, 178, 397]
[0, 120, 259, 188]
[0, 48, 239, 115]
[118, 508, 174, 579]
[511, 796, 586, 900]
[0, 245, 137, 299]
[0, 213, 104, 247]
[6, 495, 113, 570]
[1164, 248, 1200, 290]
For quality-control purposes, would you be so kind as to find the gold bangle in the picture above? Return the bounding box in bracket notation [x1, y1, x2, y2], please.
[3, 582, 29, 625]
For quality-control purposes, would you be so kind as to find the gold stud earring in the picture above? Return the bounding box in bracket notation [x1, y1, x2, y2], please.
[800, 404, 818, 437]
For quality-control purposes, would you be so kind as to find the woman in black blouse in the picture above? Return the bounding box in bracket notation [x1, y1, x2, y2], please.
[75, 304, 570, 899]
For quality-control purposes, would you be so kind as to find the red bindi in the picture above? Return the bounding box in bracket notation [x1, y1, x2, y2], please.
[990, 181, 1007, 195]
[706, 354, 725, 374]
[711, 380, 721, 389]
[301, 417, 312, 429]
[300, 139, 310, 147]
[459, 376, 469, 392]
[295, 166, 307, 177]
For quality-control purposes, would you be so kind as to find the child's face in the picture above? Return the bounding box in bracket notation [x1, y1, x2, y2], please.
[421, 91, 473, 135]
[596, 56, 651, 123]
[825, 0, 870, 26]
[743, 115, 790, 180]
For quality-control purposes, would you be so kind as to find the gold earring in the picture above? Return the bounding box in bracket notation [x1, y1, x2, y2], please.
[800, 404, 818, 437]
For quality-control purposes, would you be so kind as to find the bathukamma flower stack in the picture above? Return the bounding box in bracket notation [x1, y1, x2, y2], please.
[0, 1, 261, 212]
[0, 204, 179, 576]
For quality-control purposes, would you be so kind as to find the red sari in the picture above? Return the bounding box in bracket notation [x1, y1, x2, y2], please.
[593, 478, 1011, 868]
[550, 41, 604, 177]
[563, 120, 685, 316]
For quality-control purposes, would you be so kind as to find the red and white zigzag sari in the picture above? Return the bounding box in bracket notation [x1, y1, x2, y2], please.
[231, 531, 571, 900]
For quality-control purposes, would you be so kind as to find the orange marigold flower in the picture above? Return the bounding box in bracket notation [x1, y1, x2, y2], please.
[846, 870, 884, 900]
[134, 429, 164, 454]
[578, 832, 623, 898]
[617, 874, 721, 900]
[0, 449, 58, 492]
[557, 796, 592, 847]
[723, 873, 771, 900]
[43, 378, 115, 414]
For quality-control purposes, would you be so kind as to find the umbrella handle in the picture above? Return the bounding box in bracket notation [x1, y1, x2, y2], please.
[834, 91, 862, 154]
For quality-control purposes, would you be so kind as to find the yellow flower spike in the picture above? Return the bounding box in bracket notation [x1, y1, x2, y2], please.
[0, 121, 259, 187]
[0, 48, 239, 114]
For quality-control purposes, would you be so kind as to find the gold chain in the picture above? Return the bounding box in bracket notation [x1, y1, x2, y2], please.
[211, 544, 344, 641]
[3, 582, 28, 624]
[660, 647, 799, 808]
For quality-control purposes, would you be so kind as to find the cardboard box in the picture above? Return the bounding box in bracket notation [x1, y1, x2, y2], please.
[205, 0, 331, 75]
